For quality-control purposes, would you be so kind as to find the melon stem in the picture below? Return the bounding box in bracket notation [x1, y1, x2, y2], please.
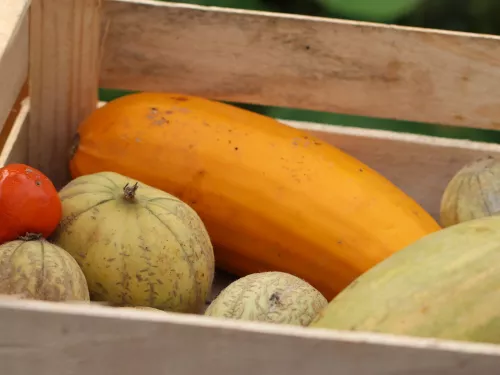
[123, 182, 139, 201]
[18, 232, 43, 241]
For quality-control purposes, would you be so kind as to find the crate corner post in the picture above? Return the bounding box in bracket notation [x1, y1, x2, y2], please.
[29, 0, 102, 188]
[0, 0, 31, 164]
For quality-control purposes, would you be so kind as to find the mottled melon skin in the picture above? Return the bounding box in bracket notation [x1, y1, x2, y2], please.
[440, 156, 500, 227]
[205, 271, 328, 326]
[0, 239, 90, 301]
[51, 171, 215, 314]
[310, 215, 500, 344]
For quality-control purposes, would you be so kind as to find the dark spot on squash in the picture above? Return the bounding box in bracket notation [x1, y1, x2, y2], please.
[234, 147, 239, 151]
[173, 96, 188, 102]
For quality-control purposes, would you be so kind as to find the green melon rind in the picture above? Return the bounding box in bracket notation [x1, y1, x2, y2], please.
[310, 215, 500, 344]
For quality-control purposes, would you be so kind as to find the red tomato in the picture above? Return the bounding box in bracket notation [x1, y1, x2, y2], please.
[0, 164, 62, 244]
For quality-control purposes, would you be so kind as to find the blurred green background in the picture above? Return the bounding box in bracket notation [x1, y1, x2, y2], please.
[100, 0, 500, 143]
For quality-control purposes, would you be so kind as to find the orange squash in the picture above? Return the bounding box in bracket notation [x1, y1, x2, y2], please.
[69, 92, 440, 300]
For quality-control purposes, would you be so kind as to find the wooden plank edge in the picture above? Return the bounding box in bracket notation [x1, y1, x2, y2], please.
[0, 97, 30, 167]
[109, 0, 499, 40]
[1, 296, 500, 358]
[101, 0, 500, 130]
[283, 119, 500, 152]
[0, 80, 28, 152]
[0, 0, 30, 133]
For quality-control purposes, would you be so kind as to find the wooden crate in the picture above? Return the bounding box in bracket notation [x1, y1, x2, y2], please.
[2, 0, 500, 373]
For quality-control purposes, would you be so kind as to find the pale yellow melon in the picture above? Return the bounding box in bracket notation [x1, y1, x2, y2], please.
[205, 271, 327, 326]
[51, 171, 215, 314]
[0, 238, 90, 301]
[440, 156, 500, 227]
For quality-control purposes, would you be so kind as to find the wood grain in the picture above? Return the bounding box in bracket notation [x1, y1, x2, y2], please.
[0, 0, 29, 133]
[29, 0, 102, 188]
[0, 98, 29, 167]
[0, 81, 28, 152]
[101, 0, 500, 130]
[0, 297, 500, 375]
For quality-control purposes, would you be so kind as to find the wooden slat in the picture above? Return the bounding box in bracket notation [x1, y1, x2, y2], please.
[29, 0, 102, 189]
[0, 297, 500, 375]
[101, 0, 500, 130]
[0, 0, 30, 132]
[0, 81, 28, 152]
[0, 98, 30, 167]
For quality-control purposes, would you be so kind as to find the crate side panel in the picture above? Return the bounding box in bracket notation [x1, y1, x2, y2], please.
[0, 0, 30, 133]
[1, 298, 500, 375]
[101, 0, 500, 130]
[29, 0, 102, 188]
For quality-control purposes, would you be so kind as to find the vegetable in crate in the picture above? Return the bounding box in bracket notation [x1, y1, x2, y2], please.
[440, 156, 500, 227]
[0, 236, 90, 301]
[68, 92, 441, 300]
[50, 171, 215, 314]
[205, 271, 327, 326]
[0, 163, 62, 244]
[309, 214, 500, 344]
